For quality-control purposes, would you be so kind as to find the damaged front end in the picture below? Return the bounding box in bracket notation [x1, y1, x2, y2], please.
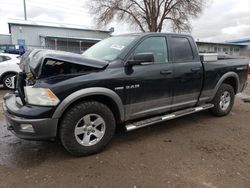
[16, 49, 109, 105]
[3, 49, 109, 140]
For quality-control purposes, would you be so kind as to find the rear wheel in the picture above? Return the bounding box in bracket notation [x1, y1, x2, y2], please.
[59, 101, 116, 156]
[211, 83, 235, 116]
[3, 73, 16, 89]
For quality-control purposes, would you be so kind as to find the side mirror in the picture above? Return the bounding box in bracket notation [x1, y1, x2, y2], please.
[126, 53, 154, 66]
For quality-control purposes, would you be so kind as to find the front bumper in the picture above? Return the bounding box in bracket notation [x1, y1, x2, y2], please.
[3, 94, 58, 140]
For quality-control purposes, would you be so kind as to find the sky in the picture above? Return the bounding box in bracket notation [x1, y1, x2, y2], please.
[0, 0, 249, 42]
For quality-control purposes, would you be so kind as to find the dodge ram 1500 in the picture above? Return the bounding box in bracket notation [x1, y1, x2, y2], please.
[3, 33, 249, 156]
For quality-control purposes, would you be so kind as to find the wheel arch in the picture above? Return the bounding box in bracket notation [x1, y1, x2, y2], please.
[53, 87, 125, 123]
[0, 71, 18, 83]
[210, 72, 239, 100]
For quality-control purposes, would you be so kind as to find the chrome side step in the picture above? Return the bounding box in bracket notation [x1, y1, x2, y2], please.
[125, 104, 214, 131]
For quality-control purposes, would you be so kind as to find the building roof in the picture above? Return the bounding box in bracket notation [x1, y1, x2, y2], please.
[8, 19, 111, 33]
[196, 41, 247, 47]
[39, 35, 102, 42]
[226, 38, 250, 44]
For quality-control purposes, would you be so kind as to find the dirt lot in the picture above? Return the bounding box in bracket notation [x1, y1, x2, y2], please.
[0, 79, 250, 188]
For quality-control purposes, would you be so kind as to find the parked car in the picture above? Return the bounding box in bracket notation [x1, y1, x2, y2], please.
[0, 53, 21, 89]
[0, 44, 16, 53]
[4, 45, 25, 55]
[3, 33, 249, 156]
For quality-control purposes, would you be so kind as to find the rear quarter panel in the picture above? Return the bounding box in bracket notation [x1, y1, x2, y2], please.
[199, 59, 248, 102]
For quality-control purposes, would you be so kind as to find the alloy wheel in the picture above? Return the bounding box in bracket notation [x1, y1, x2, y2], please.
[4, 76, 14, 89]
[219, 91, 231, 111]
[74, 114, 106, 146]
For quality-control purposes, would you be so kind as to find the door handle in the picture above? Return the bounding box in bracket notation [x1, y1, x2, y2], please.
[191, 67, 201, 72]
[160, 70, 172, 75]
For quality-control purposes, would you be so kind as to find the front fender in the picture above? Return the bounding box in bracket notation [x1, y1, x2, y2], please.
[52, 87, 125, 121]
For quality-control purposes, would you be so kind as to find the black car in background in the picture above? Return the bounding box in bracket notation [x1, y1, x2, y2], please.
[0, 44, 15, 53]
[4, 45, 25, 55]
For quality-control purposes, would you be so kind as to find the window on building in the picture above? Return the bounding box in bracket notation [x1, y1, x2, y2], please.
[214, 47, 217, 52]
[234, 48, 239, 52]
[223, 48, 228, 52]
[218, 47, 221, 52]
[170, 37, 194, 62]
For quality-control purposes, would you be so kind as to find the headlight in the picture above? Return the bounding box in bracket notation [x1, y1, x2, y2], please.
[24, 86, 60, 106]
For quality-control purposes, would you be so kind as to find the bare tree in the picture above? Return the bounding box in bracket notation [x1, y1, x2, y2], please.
[89, 0, 205, 32]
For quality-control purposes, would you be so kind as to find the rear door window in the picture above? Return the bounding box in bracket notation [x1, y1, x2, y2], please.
[170, 37, 194, 62]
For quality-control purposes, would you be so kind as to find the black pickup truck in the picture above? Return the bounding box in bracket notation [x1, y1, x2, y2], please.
[3, 33, 249, 156]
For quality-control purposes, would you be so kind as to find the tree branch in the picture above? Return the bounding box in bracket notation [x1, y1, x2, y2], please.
[89, 0, 205, 33]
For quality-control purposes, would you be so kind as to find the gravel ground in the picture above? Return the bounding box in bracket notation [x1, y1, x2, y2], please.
[0, 79, 250, 188]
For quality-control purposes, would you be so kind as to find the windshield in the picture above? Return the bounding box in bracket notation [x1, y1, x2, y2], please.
[82, 36, 136, 61]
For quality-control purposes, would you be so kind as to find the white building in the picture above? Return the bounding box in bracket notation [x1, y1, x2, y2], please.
[196, 41, 248, 57]
[7, 19, 112, 54]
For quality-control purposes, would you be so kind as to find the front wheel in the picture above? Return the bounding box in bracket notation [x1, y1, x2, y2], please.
[59, 101, 116, 156]
[3, 74, 16, 89]
[211, 83, 235, 116]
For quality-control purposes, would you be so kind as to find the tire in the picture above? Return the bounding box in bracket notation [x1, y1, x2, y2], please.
[3, 73, 16, 89]
[211, 83, 235, 116]
[59, 101, 116, 156]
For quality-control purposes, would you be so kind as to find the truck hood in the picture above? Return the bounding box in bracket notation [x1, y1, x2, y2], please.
[20, 49, 108, 78]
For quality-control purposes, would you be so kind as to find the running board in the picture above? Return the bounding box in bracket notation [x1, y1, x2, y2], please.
[125, 104, 214, 131]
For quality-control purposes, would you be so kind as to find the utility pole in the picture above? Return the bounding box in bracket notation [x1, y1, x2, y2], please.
[23, 0, 27, 20]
